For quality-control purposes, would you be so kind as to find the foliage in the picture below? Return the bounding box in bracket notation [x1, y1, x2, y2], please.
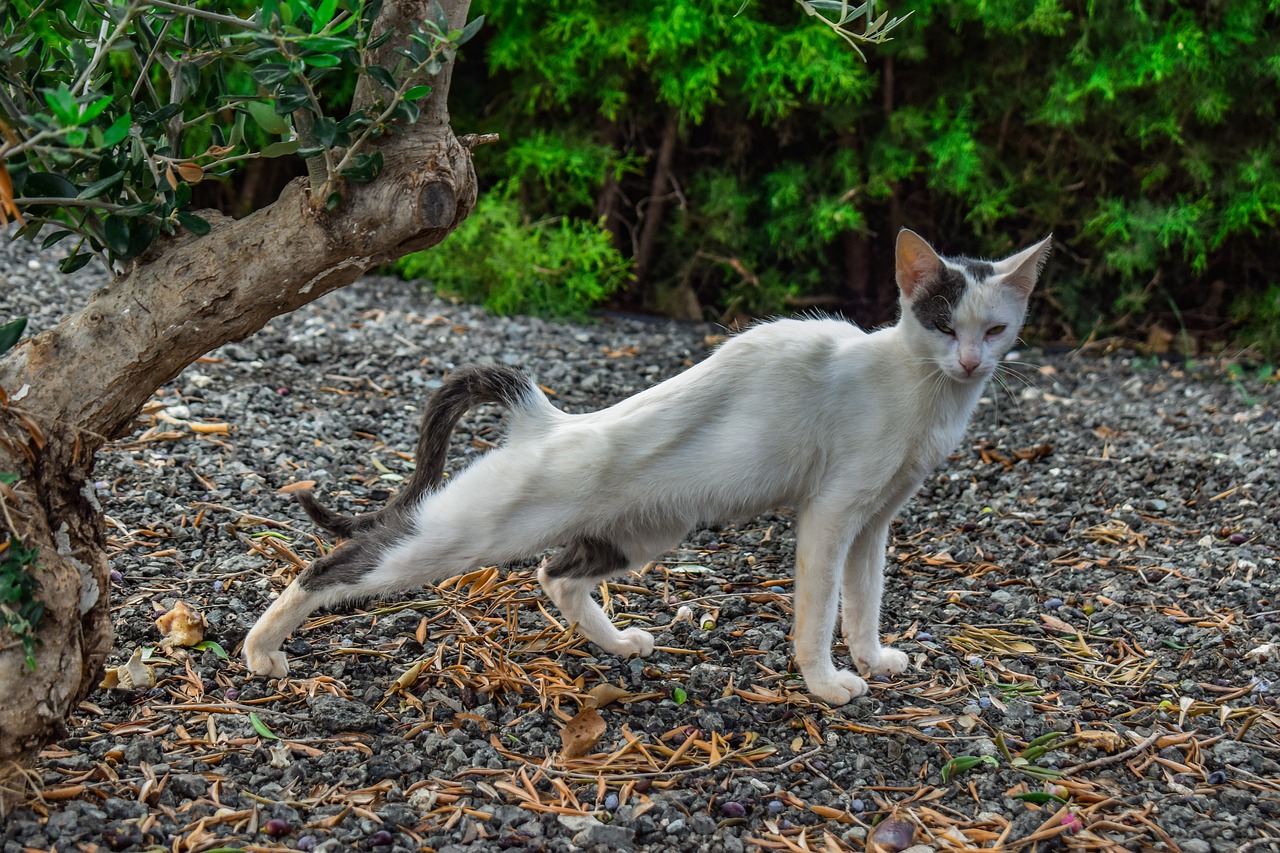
[433, 0, 1280, 351]
[0, 533, 42, 670]
[0, 317, 24, 354]
[0, 0, 481, 272]
[396, 189, 630, 321]
[1231, 285, 1280, 361]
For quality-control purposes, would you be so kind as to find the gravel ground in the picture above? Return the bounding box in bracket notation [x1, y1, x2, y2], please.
[2, 234, 1279, 853]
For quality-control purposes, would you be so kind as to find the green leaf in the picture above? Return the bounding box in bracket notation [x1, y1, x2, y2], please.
[43, 84, 81, 125]
[193, 640, 230, 660]
[1012, 791, 1068, 805]
[671, 686, 687, 705]
[100, 113, 132, 147]
[303, 53, 341, 68]
[81, 94, 114, 124]
[40, 230, 75, 250]
[365, 65, 396, 92]
[403, 84, 432, 101]
[312, 115, 338, 147]
[0, 318, 26, 355]
[314, 0, 338, 30]
[77, 172, 125, 200]
[0, 472, 18, 486]
[59, 252, 93, 274]
[248, 711, 280, 740]
[103, 216, 131, 256]
[458, 15, 484, 45]
[341, 150, 383, 184]
[251, 62, 293, 87]
[176, 211, 211, 235]
[261, 140, 301, 158]
[246, 101, 290, 135]
[941, 754, 998, 784]
[324, 191, 342, 210]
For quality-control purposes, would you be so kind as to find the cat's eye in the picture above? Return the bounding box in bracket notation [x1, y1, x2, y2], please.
[935, 321, 955, 336]
[986, 324, 1007, 337]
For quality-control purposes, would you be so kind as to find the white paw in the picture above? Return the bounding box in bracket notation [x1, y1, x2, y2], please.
[805, 669, 868, 705]
[244, 642, 290, 679]
[606, 627, 655, 658]
[854, 644, 909, 678]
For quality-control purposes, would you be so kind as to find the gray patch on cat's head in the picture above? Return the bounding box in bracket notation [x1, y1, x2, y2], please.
[954, 256, 996, 283]
[910, 263, 968, 331]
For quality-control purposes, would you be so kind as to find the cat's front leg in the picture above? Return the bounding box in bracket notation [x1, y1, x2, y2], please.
[841, 518, 908, 679]
[792, 506, 868, 704]
[243, 537, 385, 678]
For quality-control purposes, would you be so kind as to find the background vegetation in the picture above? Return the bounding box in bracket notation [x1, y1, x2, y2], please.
[4, 1, 1278, 354]
[409, 0, 1280, 354]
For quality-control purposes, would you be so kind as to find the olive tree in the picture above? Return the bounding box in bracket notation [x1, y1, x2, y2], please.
[0, 0, 482, 808]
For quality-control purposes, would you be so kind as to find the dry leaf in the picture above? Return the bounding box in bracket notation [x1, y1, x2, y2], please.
[0, 162, 23, 226]
[156, 600, 207, 647]
[1244, 643, 1277, 663]
[190, 422, 230, 435]
[177, 162, 205, 183]
[587, 683, 631, 709]
[100, 647, 156, 690]
[560, 708, 606, 759]
[1041, 613, 1078, 635]
[276, 480, 318, 494]
[1074, 730, 1124, 752]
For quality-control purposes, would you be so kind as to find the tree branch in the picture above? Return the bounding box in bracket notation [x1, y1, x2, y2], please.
[0, 0, 476, 454]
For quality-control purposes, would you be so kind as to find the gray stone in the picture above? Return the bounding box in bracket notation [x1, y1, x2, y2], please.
[572, 822, 635, 850]
[307, 694, 377, 733]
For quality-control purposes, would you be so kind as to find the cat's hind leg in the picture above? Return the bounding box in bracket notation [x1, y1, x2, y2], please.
[537, 538, 654, 658]
[243, 535, 391, 678]
[840, 517, 909, 679]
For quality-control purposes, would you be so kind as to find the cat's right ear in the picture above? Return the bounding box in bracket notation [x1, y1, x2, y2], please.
[895, 229, 943, 300]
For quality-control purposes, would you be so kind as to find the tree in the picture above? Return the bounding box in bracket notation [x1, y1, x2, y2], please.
[0, 0, 481, 810]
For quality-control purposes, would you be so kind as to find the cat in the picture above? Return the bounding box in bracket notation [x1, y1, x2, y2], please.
[243, 228, 1051, 704]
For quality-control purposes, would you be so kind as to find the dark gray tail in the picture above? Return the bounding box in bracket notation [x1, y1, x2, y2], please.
[296, 365, 537, 538]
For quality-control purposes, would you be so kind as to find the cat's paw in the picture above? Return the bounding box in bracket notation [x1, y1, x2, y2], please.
[805, 669, 869, 705]
[244, 643, 290, 679]
[853, 645, 909, 678]
[606, 627, 655, 658]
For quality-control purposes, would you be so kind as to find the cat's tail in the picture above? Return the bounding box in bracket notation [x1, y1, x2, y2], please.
[296, 365, 543, 538]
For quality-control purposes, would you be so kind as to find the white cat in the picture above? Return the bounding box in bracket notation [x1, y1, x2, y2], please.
[243, 229, 1051, 704]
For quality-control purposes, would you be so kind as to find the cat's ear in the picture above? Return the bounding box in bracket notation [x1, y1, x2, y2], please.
[895, 229, 944, 300]
[996, 234, 1053, 295]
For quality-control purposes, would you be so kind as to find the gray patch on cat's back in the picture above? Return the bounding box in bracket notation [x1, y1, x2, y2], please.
[543, 537, 630, 580]
[911, 263, 968, 330]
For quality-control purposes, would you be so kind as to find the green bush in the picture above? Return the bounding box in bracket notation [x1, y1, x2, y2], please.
[426, 0, 1280, 353]
[395, 190, 631, 321]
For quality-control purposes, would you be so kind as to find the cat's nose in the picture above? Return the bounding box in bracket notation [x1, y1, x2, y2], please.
[960, 357, 981, 375]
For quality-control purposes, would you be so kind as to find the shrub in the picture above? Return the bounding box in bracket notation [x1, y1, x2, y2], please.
[432, 0, 1280, 353]
[395, 190, 631, 321]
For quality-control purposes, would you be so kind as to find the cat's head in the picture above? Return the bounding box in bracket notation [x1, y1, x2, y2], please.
[894, 229, 1052, 383]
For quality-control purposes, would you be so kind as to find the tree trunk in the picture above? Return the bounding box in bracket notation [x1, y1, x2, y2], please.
[0, 0, 475, 813]
[633, 112, 680, 302]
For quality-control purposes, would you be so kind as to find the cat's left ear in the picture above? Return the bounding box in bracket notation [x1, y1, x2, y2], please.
[995, 234, 1053, 296]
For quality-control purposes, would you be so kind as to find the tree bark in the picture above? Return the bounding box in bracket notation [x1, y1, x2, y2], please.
[0, 0, 475, 812]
